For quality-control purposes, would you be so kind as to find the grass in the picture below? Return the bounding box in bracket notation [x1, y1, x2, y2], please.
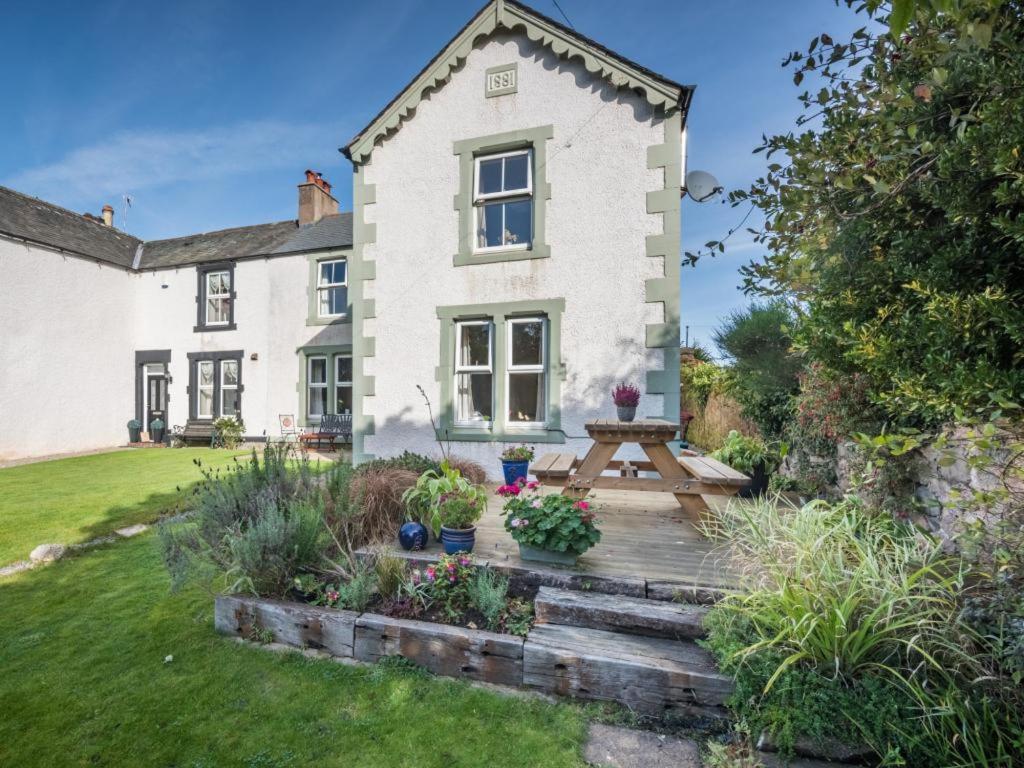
[0, 448, 247, 565]
[0, 534, 588, 767]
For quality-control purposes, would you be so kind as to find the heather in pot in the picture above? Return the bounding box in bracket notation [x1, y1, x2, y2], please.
[612, 382, 640, 422]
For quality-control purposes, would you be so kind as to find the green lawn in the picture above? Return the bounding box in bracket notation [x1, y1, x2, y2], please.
[0, 534, 587, 767]
[0, 448, 247, 565]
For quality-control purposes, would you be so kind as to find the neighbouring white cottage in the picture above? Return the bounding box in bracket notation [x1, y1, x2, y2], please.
[0, 0, 691, 473]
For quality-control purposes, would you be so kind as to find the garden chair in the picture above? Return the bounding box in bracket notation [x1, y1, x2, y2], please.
[278, 414, 301, 444]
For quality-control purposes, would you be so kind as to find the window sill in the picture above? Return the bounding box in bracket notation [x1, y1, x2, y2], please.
[193, 323, 237, 333]
[436, 426, 564, 444]
[453, 244, 550, 267]
[306, 315, 351, 327]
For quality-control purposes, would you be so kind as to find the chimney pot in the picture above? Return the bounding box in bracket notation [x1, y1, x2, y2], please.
[101, 204, 114, 227]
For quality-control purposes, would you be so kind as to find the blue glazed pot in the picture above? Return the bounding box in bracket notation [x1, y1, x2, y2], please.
[501, 459, 529, 485]
[440, 525, 476, 555]
[398, 521, 429, 551]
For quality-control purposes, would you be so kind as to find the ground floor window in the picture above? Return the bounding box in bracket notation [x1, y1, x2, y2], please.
[187, 351, 243, 421]
[299, 346, 352, 424]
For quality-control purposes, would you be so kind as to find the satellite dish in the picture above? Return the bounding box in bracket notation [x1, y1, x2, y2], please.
[684, 170, 723, 203]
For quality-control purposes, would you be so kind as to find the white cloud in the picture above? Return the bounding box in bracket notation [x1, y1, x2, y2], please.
[4, 120, 336, 200]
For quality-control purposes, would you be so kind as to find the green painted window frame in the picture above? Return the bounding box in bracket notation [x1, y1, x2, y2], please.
[436, 298, 565, 443]
[306, 249, 353, 326]
[297, 344, 353, 426]
[452, 125, 553, 267]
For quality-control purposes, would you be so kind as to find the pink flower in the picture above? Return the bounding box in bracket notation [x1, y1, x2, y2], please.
[526, 481, 539, 490]
[496, 484, 520, 497]
[531, 499, 542, 508]
[516, 477, 527, 487]
[426, 566, 436, 582]
[446, 562, 456, 572]
[458, 557, 471, 567]
[574, 500, 590, 511]
[448, 576, 456, 583]
[509, 517, 521, 528]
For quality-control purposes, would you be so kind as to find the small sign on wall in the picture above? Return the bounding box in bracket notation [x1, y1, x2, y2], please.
[485, 64, 518, 98]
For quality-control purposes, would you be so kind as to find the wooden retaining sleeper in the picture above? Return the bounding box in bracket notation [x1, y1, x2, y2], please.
[214, 593, 733, 719]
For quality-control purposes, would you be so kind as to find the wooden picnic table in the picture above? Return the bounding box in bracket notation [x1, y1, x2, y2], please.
[530, 419, 749, 517]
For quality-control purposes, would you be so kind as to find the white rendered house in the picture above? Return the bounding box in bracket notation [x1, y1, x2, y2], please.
[0, 0, 691, 472]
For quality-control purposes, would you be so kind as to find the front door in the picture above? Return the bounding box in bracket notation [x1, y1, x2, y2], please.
[145, 364, 168, 430]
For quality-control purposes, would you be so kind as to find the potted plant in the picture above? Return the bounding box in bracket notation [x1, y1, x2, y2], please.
[499, 444, 534, 485]
[709, 430, 781, 497]
[402, 460, 488, 542]
[612, 382, 641, 422]
[149, 418, 165, 444]
[436, 491, 483, 554]
[497, 482, 601, 566]
[127, 418, 141, 444]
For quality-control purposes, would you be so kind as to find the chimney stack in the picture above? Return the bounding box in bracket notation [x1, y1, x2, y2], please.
[101, 204, 114, 227]
[298, 169, 339, 225]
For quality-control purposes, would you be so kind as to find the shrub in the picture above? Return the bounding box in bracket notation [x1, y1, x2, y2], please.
[225, 496, 326, 596]
[712, 302, 800, 440]
[213, 417, 245, 449]
[159, 445, 323, 595]
[467, 567, 509, 630]
[437, 491, 483, 530]
[347, 467, 419, 545]
[355, 451, 438, 477]
[701, 495, 1021, 764]
[335, 562, 375, 612]
[710, 430, 780, 476]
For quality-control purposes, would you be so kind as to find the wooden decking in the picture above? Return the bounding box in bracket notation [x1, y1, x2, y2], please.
[396, 487, 740, 594]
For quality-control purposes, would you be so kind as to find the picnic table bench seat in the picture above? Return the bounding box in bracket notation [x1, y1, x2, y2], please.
[531, 452, 578, 479]
[676, 455, 751, 488]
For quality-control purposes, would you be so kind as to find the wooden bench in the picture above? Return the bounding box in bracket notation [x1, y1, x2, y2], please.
[676, 455, 750, 490]
[530, 452, 578, 481]
[177, 420, 216, 447]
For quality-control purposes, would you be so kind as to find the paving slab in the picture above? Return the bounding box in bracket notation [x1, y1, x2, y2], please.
[583, 723, 701, 768]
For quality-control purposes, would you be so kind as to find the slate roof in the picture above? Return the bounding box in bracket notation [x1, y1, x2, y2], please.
[0, 185, 142, 268]
[0, 185, 353, 271]
[270, 213, 353, 256]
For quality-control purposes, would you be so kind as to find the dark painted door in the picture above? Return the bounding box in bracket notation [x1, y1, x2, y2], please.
[147, 374, 167, 430]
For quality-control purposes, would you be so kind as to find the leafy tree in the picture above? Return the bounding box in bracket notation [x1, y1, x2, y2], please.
[713, 302, 801, 438]
[730, 0, 1024, 426]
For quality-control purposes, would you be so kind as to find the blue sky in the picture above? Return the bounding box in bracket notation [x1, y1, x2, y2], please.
[1, 0, 863, 351]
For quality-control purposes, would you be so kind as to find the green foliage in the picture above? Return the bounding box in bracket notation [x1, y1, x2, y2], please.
[158, 445, 326, 597]
[710, 431, 780, 475]
[336, 563, 375, 612]
[224, 497, 326, 597]
[437, 491, 484, 530]
[355, 450, 439, 477]
[702, 495, 1023, 764]
[727, 0, 1024, 427]
[498, 487, 601, 556]
[713, 302, 801, 439]
[499, 444, 535, 462]
[213, 417, 244, 449]
[681, 360, 733, 410]
[401, 461, 488, 537]
[467, 567, 510, 630]
[372, 550, 407, 602]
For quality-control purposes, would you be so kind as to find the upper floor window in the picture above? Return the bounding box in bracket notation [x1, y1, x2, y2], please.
[195, 263, 236, 332]
[474, 149, 532, 253]
[205, 271, 231, 326]
[318, 259, 348, 318]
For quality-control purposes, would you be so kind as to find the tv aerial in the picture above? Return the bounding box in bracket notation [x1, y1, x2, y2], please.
[683, 170, 723, 203]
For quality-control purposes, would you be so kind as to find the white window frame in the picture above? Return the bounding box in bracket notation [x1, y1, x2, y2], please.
[204, 270, 231, 326]
[335, 354, 353, 415]
[473, 149, 533, 254]
[197, 360, 215, 419]
[220, 360, 239, 420]
[317, 259, 348, 318]
[454, 319, 493, 427]
[505, 316, 547, 429]
[307, 355, 328, 420]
